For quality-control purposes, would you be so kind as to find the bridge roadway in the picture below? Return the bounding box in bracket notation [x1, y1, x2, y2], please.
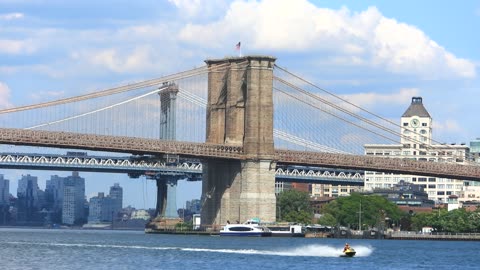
[0, 128, 479, 181]
[0, 152, 364, 185]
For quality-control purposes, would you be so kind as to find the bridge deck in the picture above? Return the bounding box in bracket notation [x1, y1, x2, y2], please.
[0, 128, 479, 181]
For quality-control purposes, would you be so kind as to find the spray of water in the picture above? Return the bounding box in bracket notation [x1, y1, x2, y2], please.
[7, 242, 373, 257]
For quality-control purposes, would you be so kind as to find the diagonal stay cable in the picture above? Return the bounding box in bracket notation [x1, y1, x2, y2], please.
[25, 85, 170, 130]
[0, 62, 233, 114]
[273, 86, 400, 145]
[274, 64, 470, 155]
[274, 76, 406, 143]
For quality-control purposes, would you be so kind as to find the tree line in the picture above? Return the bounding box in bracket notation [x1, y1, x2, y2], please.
[277, 190, 480, 233]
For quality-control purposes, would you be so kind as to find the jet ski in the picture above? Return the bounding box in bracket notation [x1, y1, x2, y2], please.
[340, 248, 356, 257]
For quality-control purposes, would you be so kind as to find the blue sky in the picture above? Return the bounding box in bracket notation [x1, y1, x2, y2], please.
[0, 0, 479, 209]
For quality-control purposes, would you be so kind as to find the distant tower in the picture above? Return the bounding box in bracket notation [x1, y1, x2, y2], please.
[62, 172, 85, 225]
[88, 192, 105, 223]
[109, 183, 123, 220]
[400, 97, 432, 146]
[88, 192, 115, 223]
[155, 83, 180, 219]
[17, 174, 40, 223]
[45, 175, 65, 212]
[0, 174, 9, 206]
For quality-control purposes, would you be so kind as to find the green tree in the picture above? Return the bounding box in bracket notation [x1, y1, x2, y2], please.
[411, 208, 480, 233]
[322, 193, 403, 229]
[317, 213, 337, 226]
[175, 220, 193, 231]
[277, 189, 313, 224]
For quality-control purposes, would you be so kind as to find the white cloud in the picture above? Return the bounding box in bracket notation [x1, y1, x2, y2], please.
[0, 82, 13, 109]
[340, 88, 420, 109]
[0, 64, 61, 78]
[372, 17, 475, 79]
[28, 91, 66, 102]
[432, 119, 463, 135]
[168, 0, 228, 19]
[0, 12, 24, 20]
[0, 39, 36, 54]
[178, 0, 476, 79]
[78, 46, 158, 73]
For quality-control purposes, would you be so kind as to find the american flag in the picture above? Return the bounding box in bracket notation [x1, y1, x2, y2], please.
[235, 42, 241, 50]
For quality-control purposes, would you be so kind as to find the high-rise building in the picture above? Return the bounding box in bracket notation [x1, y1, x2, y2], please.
[364, 97, 470, 203]
[186, 199, 201, 214]
[45, 175, 65, 211]
[109, 183, 123, 220]
[0, 174, 9, 206]
[62, 172, 85, 225]
[88, 192, 115, 223]
[17, 174, 41, 223]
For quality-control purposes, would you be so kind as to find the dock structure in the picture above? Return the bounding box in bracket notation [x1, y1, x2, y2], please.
[386, 232, 480, 241]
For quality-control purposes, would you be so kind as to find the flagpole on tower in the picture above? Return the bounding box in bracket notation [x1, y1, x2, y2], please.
[235, 41, 242, 57]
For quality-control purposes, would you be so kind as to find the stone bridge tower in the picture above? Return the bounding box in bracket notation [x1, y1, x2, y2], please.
[201, 56, 277, 226]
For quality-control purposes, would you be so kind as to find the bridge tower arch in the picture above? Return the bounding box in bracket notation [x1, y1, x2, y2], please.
[202, 56, 277, 226]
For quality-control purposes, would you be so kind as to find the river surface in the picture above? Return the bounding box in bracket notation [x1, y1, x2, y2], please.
[1, 228, 478, 270]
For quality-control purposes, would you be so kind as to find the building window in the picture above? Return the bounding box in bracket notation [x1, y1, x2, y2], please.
[428, 178, 436, 182]
[437, 191, 445, 195]
[418, 178, 427, 182]
[403, 122, 408, 126]
[422, 123, 427, 127]
[420, 130, 427, 134]
[340, 189, 348, 192]
[438, 184, 445, 189]
[428, 184, 436, 189]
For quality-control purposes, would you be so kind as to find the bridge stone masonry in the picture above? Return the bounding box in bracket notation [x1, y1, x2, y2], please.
[202, 56, 277, 225]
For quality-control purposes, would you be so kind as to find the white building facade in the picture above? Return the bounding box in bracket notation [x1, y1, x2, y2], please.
[62, 172, 85, 225]
[364, 97, 470, 203]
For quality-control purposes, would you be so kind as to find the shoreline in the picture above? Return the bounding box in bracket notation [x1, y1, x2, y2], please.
[3, 226, 480, 241]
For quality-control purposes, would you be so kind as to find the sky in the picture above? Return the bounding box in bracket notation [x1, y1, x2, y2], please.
[0, 0, 479, 209]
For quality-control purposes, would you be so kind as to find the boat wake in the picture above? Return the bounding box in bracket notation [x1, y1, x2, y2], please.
[7, 242, 373, 257]
[254, 244, 374, 257]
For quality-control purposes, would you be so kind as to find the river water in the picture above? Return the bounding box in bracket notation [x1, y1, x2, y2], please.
[1, 228, 478, 270]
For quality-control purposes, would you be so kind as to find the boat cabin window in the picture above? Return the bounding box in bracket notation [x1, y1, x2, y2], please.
[229, 226, 253, 231]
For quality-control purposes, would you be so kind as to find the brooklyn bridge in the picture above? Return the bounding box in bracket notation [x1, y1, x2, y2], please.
[0, 55, 479, 226]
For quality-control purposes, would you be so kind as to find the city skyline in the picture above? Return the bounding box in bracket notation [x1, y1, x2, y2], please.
[0, 170, 193, 210]
[0, 0, 478, 207]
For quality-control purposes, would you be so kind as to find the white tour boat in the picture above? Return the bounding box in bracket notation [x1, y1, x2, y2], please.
[219, 219, 272, 237]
